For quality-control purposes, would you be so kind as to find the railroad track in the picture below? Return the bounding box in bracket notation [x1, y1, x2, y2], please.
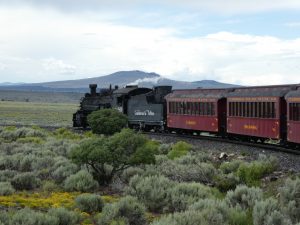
[144, 131, 300, 156]
[1, 124, 299, 155]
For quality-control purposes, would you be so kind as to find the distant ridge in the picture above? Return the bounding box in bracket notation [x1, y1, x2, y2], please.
[0, 82, 25, 86]
[0, 70, 240, 92]
[192, 80, 238, 89]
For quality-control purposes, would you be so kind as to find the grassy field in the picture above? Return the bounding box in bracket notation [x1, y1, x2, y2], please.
[0, 90, 83, 103]
[0, 101, 78, 127]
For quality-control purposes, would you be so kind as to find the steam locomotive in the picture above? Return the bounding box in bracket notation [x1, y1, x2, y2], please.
[73, 84, 300, 147]
[73, 84, 172, 130]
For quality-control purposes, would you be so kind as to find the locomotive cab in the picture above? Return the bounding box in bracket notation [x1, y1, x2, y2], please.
[73, 84, 114, 128]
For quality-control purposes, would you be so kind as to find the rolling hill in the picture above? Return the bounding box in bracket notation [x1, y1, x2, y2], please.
[0, 70, 240, 92]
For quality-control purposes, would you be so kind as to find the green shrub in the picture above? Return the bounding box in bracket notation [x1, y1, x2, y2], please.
[167, 141, 192, 159]
[167, 182, 213, 212]
[42, 181, 60, 192]
[0, 181, 15, 195]
[3, 126, 16, 131]
[0, 170, 17, 182]
[70, 129, 155, 185]
[279, 177, 300, 223]
[88, 109, 128, 135]
[225, 185, 263, 210]
[191, 199, 250, 225]
[236, 159, 277, 186]
[144, 140, 160, 154]
[11, 208, 59, 225]
[126, 175, 174, 212]
[0, 127, 46, 141]
[189, 198, 227, 212]
[19, 154, 36, 172]
[17, 137, 44, 144]
[64, 170, 98, 192]
[264, 211, 292, 225]
[53, 128, 81, 140]
[219, 160, 243, 174]
[257, 154, 278, 165]
[253, 198, 289, 225]
[52, 161, 79, 184]
[0, 211, 9, 225]
[177, 152, 212, 163]
[158, 143, 172, 154]
[120, 167, 144, 184]
[32, 156, 55, 172]
[48, 207, 81, 225]
[0, 142, 21, 155]
[180, 162, 216, 184]
[23, 127, 46, 138]
[11, 172, 41, 190]
[214, 173, 240, 192]
[98, 196, 147, 225]
[130, 140, 158, 165]
[151, 209, 224, 225]
[227, 207, 251, 225]
[44, 138, 76, 157]
[0, 156, 14, 170]
[109, 219, 129, 225]
[156, 156, 216, 184]
[34, 148, 56, 158]
[75, 193, 104, 213]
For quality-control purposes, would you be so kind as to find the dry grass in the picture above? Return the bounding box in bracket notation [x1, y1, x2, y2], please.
[0, 101, 78, 127]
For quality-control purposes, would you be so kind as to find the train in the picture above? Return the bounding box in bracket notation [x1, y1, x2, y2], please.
[73, 83, 300, 147]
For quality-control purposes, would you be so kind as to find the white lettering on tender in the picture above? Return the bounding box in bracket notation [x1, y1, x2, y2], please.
[134, 110, 155, 116]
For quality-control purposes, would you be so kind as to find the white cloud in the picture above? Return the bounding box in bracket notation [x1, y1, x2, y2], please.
[42, 58, 76, 75]
[0, 7, 300, 85]
[0, 62, 7, 70]
[285, 22, 300, 27]
[168, 0, 300, 14]
[1, 0, 300, 14]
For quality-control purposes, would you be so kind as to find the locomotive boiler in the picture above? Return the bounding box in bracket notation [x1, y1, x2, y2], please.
[72, 84, 114, 128]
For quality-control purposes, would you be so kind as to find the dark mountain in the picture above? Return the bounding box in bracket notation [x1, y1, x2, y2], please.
[0, 82, 25, 86]
[0, 70, 240, 92]
[33, 71, 162, 89]
[192, 80, 239, 89]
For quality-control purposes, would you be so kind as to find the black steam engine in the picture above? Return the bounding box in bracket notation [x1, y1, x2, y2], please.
[73, 84, 172, 129]
[72, 84, 114, 128]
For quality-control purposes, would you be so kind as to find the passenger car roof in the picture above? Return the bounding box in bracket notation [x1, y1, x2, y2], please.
[285, 89, 300, 98]
[165, 89, 230, 100]
[227, 85, 295, 98]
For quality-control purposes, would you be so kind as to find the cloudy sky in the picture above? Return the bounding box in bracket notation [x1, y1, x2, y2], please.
[0, 0, 300, 85]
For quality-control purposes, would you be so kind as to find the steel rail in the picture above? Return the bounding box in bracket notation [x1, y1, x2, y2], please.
[143, 131, 300, 155]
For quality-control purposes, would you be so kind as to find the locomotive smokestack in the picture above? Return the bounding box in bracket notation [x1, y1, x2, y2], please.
[89, 84, 97, 96]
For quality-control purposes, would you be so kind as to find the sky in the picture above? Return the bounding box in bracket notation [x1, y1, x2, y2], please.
[0, 0, 300, 85]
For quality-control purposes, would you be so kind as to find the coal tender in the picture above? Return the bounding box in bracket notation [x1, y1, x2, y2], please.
[127, 86, 172, 131]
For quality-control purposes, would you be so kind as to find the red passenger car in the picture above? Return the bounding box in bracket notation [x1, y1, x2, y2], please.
[286, 89, 300, 145]
[165, 89, 229, 134]
[226, 85, 293, 141]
